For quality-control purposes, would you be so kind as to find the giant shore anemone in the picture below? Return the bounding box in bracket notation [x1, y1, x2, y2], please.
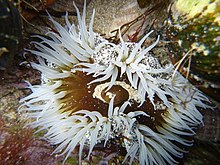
[19, 1, 212, 164]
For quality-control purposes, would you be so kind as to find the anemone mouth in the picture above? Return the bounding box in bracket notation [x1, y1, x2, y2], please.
[18, 1, 213, 165]
[54, 70, 167, 128]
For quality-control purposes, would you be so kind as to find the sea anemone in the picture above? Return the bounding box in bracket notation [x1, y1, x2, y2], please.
[19, 1, 212, 164]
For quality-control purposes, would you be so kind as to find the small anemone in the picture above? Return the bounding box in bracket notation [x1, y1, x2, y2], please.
[19, 0, 212, 164]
